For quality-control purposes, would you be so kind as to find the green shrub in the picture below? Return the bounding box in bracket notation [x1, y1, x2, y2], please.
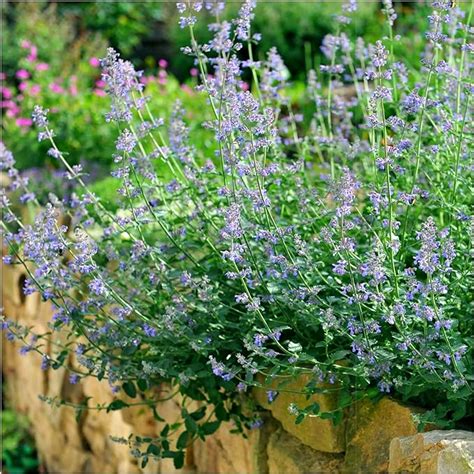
[1, 409, 39, 474]
[167, 2, 380, 80]
[57, 1, 164, 56]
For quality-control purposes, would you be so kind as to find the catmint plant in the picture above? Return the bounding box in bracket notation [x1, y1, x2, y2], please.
[2, 0, 473, 467]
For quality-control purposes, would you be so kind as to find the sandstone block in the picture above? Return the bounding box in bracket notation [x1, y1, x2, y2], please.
[254, 373, 345, 453]
[2, 263, 26, 306]
[193, 414, 276, 474]
[389, 430, 474, 474]
[344, 397, 420, 473]
[267, 426, 344, 474]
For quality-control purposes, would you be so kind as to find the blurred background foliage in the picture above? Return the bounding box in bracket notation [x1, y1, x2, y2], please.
[167, 1, 380, 80]
[2, 1, 440, 81]
[0, 0, 457, 176]
[58, 1, 164, 56]
[1, 404, 40, 474]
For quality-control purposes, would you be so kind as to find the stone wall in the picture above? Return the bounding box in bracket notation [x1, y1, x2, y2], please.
[2, 261, 473, 474]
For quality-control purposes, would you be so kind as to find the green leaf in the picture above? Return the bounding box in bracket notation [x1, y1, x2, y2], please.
[366, 387, 380, 399]
[106, 399, 129, 412]
[329, 350, 351, 362]
[447, 385, 471, 399]
[147, 444, 161, 456]
[174, 451, 185, 469]
[160, 424, 170, 437]
[288, 341, 302, 353]
[185, 415, 198, 434]
[295, 413, 305, 424]
[200, 420, 220, 435]
[215, 403, 229, 421]
[177, 431, 189, 450]
[451, 402, 466, 421]
[141, 456, 149, 468]
[137, 378, 148, 392]
[153, 407, 165, 422]
[123, 381, 137, 398]
[123, 345, 138, 356]
[319, 412, 334, 420]
[265, 365, 280, 384]
[22, 457, 39, 469]
[338, 390, 352, 408]
[190, 406, 207, 421]
[333, 410, 343, 426]
[75, 405, 85, 423]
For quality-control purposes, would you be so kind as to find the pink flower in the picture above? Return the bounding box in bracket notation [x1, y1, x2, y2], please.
[181, 84, 193, 95]
[49, 82, 64, 94]
[18, 82, 28, 92]
[240, 82, 249, 91]
[95, 80, 106, 88]
[1, 87, 13, 99]
[0, 100, 15, 109]
[27, 46, 38, 62]
[94, 89, 106, 97]
[142, 75, 157, 85]
[190, 68, 199, 77]
[30, 84, 41, 96]
[158, 70, 167, 85]
[20, 40, 32, 49]
[36, 63, 49, 72]
[6, 106, 20, 117]
[158, 59, 168, 69]
[69, 76, 78, 96]
[89, 57, 100, 68]
[16, 69, 30, 80]
[0, 73, 6, 81]
[16, 117, 33, 128]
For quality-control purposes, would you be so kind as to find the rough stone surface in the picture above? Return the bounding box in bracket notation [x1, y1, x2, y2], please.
[267, 427, 344, 474]
[343, 397, 420, 473]
[192, 413, 276, 474]
[254, 373, 346, 453]
[1, 263, 155, 473]
[389, 430, 474, 474]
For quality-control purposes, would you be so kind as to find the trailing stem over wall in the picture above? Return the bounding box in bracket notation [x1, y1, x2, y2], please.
[3, 265, 474, 473]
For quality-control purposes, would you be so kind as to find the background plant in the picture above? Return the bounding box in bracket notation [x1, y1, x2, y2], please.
[1, 29, 210, 176]
[58, 0, 164, 57]
[1, 0, 473, 469]
[1, 405, 40, 474]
